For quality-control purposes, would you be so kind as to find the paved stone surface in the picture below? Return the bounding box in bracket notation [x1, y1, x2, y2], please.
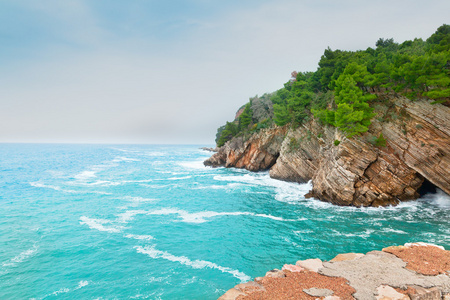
[319, 251, 450, 300]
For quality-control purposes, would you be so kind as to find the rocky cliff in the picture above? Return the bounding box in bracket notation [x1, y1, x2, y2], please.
[204, 96, 450, 207]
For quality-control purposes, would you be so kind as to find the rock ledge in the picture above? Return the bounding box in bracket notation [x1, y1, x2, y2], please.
[219, 243, 450, 300]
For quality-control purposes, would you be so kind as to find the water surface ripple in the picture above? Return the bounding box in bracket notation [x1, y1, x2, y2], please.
[1, 144, 449, 299]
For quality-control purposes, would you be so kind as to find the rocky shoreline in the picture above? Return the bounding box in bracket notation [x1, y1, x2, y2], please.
[219, 243, 450, 300]
[205, 96, 450, 207]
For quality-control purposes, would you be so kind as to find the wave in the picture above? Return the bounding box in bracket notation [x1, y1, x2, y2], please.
[146, 208, 295, 223]
[30, 182, 111, 195]
[30, 182, 79, 193]
[76, 280, 89, 289]
[79, 216, 122, 233]
[125, 234, 154, 241]
[168, 176, 192, 180]
[112, 156, 141, 163]
[178, 160, 207, 170]
[135, 246, 250, 283]
[51, 288, 70, 296]
[2, 244, 38, 267]
[123, 196, 157, 202]
[422, 189, 450, 208]
[213, 173, 312, 204]
[117, 210, 147, 223]
[74, 170, 97, 181]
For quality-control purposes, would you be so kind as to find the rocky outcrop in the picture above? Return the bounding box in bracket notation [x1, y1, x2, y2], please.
[204, 127, 287, 171]
[205, 96, 450, 206]
[219, 243, 450, 300]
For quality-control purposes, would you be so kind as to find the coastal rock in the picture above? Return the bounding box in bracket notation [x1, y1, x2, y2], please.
[296, 258, 323, 272]
[221, 243, 450, 300]
[265, 269, 286, 278]
[204, 127, 286, 171]
[303, 287, 334, 297]
[376, 285, 409, 300]
[282, 264, 304, 273]
[206, 96, 450, 206]
[330, 253, 365, 262]
[408, 286, 442, 300]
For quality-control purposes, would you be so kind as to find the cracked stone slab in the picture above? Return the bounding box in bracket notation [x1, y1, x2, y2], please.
[376, 285, 409, 300]
[296, 258, 323, 272]
[319, 251, 450, 300]
[303, 287, 334, 297]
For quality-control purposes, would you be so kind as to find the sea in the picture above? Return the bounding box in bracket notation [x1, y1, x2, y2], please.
[1, 144, 449, 299]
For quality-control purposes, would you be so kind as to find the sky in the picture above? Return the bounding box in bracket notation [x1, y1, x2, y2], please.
[0, 0, 449, 144]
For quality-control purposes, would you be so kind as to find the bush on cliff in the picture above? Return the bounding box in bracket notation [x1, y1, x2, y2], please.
[214, 24, 450, 147]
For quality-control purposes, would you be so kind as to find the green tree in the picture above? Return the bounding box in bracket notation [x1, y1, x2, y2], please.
[238, 104, 252, 130]
[333, 74, 376, 137]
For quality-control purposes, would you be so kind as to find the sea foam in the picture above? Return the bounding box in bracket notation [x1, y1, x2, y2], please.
[79, 216, 121, 233]
[2, 244, 38, 267]
[146, 208, 294, 223]
[135, 246, 250, 283]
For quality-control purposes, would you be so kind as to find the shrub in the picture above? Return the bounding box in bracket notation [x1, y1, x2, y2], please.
[334, 140, 341, 146]
[375, 133, 387, 147]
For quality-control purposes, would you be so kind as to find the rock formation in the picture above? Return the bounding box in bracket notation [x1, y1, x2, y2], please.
[205, 96, 450, 207]
[219, 243, 450, 300]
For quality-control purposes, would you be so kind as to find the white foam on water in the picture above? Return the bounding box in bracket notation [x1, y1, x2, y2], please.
[331, 229, 374, 238]
[2, 244, 38, 267]
[71, 180, 122, 187]
[168, 176, 192, 180]
[122, 179, 154, 183]
[79, 216, 121, 233]
[52, 288, 70, 296]
[143, 151, 166, 157]
[111, 147, 142, 153]
[30, 182, 79, 193]
[125, 234, 154, 241]
[146, 208, 294, 223]
[383, 228, 407, 234]
[30, 182, 111, 195]
[135, 246, 251, 283]
[178, 160, 207, 170]
[76, 280, 89, 289]
[74, 170, 97, 180]
[117, 210, 147, 223]
[123, 196, 157, 202]
[112, 156, 141, 162]
[213, 173, 312, 204]
[426, 189, 450, 208]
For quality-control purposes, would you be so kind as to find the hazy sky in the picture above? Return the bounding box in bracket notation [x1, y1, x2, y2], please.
[1, 0, 449, 144]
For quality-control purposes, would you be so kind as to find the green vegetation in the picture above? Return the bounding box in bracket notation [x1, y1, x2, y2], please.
[334, 140, 341, 146]
[215, 25, 450, 146]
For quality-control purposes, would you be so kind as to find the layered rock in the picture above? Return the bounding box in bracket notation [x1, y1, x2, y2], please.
[205, 96, 450, 206]
[204, 127, 287, 171]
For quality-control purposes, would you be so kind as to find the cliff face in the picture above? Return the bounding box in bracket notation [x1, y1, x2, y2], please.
[205, 126, 287, 171]
[205, 97, 450, 207]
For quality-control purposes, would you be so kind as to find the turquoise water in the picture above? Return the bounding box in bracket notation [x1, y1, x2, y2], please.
[1, 144, 449, 299]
